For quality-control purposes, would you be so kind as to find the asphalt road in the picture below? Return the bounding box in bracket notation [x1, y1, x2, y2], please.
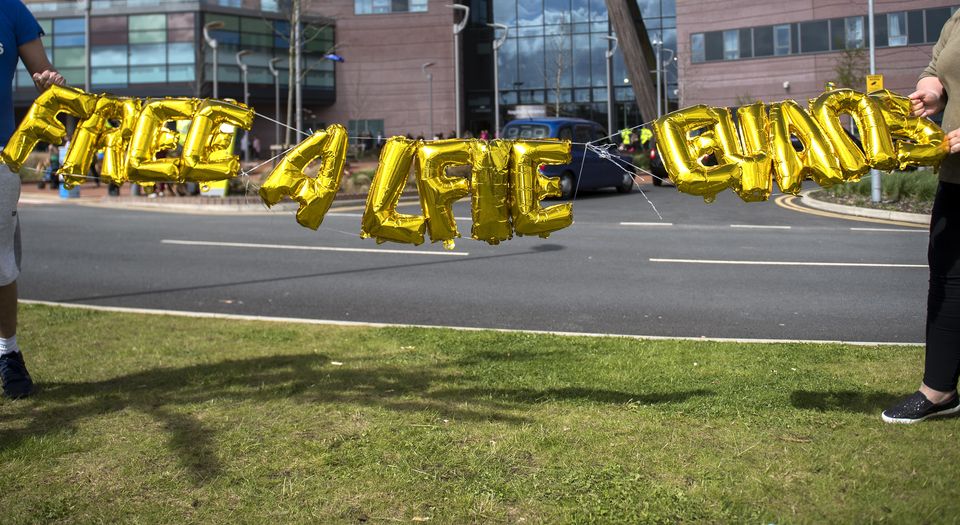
[17, 183, 929, 343]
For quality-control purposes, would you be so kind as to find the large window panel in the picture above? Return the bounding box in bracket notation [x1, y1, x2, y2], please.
[204, 14, 239, 32]
[54, 18, 84, 34]
[168, 65, 194, 82]
[130, 14, 165, 31]
[927, 8, 952, 43]
[497, 37, 517, 91]
[91, 45, 127, 66]
[590, 33, 607, 86]
[572, 33, 590, 87]
[54, 34, 85, 46]
[517, 0, 544, 25]
[129, 43, 166, 65]
[800, 20, 828, 53]
[518, 37, 545, 89]
[887, 12, 907, 46]
[753, 26, 773, 56]
[722, 29, 738, 59]
[168, 12, 194, 29]
[704, 31, 723, 61]
[690, 33, 705, 63]
[168, 42, 195, 64]
[53, 47, 84, 69]
[739, 28, 752, 58]
[570, 0, 589, 22]
[908, 10, 924, 45]
[830, 18, 844, 50]
[92, 67, 127, 86]
[774, 24, 790, 55]
[129, 65, 165, 83]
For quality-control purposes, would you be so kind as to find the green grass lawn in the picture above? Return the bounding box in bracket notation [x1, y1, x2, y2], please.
[2, 304, 957, 524]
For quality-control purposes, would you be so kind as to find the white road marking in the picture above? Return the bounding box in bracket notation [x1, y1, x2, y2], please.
[650, 258, 925, 268]
[19, 299, 923, 347]
[850, 227, 926, 233]
[730, 224, 792, 230]
[162, 239, 469, 257]
[620, 222, 674, 226]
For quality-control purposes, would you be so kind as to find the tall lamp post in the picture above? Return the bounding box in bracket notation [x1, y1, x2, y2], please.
[651, 37, 663, 118]
[868, 0, 881, 203]
[660, 48, 675, 115]
[203, 21, 224, 99]
[487, 23, 508, 138]
[83, 0, 90, 91]
[236, 50, 251, 163]
[446, 4, 470, 138]
[422, 62, 435, 138]
[268, 57, 282, 155]
[604, 34, 618, 139]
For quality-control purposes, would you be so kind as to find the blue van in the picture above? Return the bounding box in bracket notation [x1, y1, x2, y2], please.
[501, 118, 635, 199]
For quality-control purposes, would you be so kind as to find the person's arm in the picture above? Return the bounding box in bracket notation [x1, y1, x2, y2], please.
[17, 38, 64, 92]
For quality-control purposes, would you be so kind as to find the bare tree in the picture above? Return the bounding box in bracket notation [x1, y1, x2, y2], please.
[833, 47, 868, 90]
[544, 18, 571, 117]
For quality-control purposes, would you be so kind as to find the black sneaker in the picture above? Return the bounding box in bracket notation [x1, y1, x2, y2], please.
[0, 351, 33, 399]
[881, 391, 960, 424]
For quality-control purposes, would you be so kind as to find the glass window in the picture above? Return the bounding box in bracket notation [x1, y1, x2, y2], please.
[774, 24, 790, 55]
[168, 42, 195, 64]
[205, 14, 239, 32]
[502, 123, 550, 139]
[704, 31, 723, 61]
[91, 45, 127, 66]
[691, 33, 705, 63]
[926, 8, 952, 43]
[91, 16, 126, 33]
[54, 18, 84, 34]
[129, 43, 166, 65]
[572, 33, 590, 86]
[845, 16, 863, 49]
[800, 20, 828, 53]
[92, 67, 127, 86]
[130, 31, 166, 44]
[53, 47, 84, 68]
[54, 34, 85, 46]
[130, 14, 165, 31]
[887, 12, 907, 46]
[38, 19, 52, 34]
[739, 28, 752, 58]
[722, 29, 738, 59]
[129, 65, 165, 83]
[830, 18, 845, 50]
[410, 0, 428, 12]
[753, 26, 773, 56]
[908, 10, 924, 45]
[518, 37, 545, 89]
[168, 12, 194, 29]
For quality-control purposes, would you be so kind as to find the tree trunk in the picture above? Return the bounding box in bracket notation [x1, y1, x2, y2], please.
[603, 0, 657, 122]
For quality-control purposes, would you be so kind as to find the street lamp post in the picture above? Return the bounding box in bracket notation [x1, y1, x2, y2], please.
[604, 34, 618, 139]
[446, 4, 470, 138]
[236, 50, 251, 163]
[652, 37, 663, 118]
[487, 23, 508, 138]
[83, 0, 90, 92]
[268, 57, 282, 156]
[661, 48, 675, 114]
[868, 0, 881, 203]
[422, 62, 435, 138]
[622, 77, 629, 127]
[203, 21, 224, 99]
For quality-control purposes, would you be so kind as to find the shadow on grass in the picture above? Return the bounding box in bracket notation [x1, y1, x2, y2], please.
[0, 353, 711, 485]
[790, 390, 901, 414]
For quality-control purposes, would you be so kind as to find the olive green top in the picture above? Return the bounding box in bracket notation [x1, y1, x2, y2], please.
[922, 10, 960, 183]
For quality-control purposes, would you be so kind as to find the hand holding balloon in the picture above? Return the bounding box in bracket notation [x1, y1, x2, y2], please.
[909, 77, 946, 118]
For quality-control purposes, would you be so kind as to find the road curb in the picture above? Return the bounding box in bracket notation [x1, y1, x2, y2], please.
[800, 190, 931, 225]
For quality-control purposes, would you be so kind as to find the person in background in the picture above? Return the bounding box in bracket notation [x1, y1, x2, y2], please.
[882, 10, 960, 423]
[0, 0, 66, 399]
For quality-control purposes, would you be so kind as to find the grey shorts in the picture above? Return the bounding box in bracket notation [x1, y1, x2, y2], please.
[0, 165, 21, 286]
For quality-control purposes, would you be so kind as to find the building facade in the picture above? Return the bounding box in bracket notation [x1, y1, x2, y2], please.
[16, 0, 678, 144]
[677, 0, 957, 109]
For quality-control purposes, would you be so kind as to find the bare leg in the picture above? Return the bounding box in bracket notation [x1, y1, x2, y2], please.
[0, 281, 16, 339]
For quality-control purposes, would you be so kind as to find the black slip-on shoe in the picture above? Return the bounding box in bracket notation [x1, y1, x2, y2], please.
[882, 391, 960, 424]
[0, 351, 33, 399]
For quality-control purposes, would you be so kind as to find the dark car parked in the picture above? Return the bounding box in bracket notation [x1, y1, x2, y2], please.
[501, 118, 635, 199]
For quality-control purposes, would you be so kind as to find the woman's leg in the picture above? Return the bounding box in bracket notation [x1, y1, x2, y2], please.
[922, 181, 960, 396]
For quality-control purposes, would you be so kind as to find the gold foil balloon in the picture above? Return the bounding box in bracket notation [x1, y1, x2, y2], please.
[509, 141, 573, 237]
[469, 140, 513, 244]
[729, 102, 773, 202]
[97, 98, 142, 186]
[181, 99, 254, 182]
[126, 98, 200, 183]
[1, 85, 96, 172]
[870, 89, 947, 170]
[651, 105, 742, 201]
[768, 100, 843, 193]
[361, 137, 426, 245]
[60, 96, 143, 188]
[259, 124, 348, 230]
[415, 139, 472, 248]
[810, 89, 897, 179]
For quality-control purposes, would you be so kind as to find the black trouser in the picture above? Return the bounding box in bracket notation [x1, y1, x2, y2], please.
[924, 181, 960, 392]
